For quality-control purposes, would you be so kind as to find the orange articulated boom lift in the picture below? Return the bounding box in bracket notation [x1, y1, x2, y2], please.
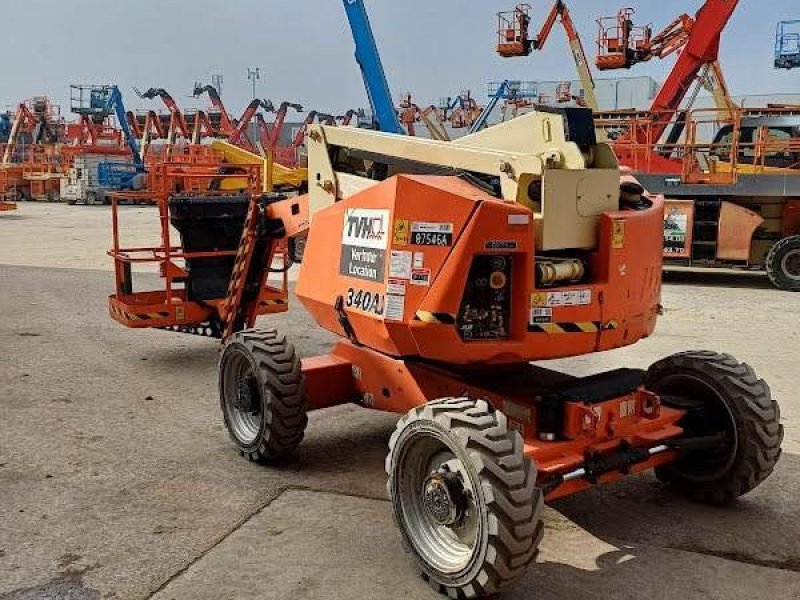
[191, 84, 235, 138]
[497, 2, 599, 110]
[205, 107, 782, 596]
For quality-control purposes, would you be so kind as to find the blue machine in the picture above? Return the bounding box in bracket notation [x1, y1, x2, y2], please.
[70, 84, 144, 171]
[0, 112, 10, 142]
[469, 81, 541, 133]
[97, 161, 138, 190]
[469, 81, 513, 133]
[775, 20, 800, 70]
[341, 0, 404, 134]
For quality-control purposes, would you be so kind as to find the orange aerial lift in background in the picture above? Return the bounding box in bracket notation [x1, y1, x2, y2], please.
[497, 2, 599, 110]
[398, 93, 450, 141]
[596, 7, 737, 116]
[256, 101, 303, 166]
[192, 84, 236, 138]
[0, 98, 65, 202]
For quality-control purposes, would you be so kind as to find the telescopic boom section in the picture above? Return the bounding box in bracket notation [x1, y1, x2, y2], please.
[342, 0, 404, 134]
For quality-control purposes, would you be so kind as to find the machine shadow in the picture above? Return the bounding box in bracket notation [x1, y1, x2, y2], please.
[543, 450, 800, 573]
[0, 212, 27, 221]
[270, 405, 396, 481]
[271, 413, 800, 596]
[662, 268, 774, 290]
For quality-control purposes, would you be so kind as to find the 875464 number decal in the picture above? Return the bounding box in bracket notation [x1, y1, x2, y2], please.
[345, 288, 385, 317]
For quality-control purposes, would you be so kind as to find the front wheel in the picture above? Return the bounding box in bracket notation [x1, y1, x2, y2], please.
[219, 329, 307, 462]
[386, 398, 544, 598]
[766, 235, 800, 291]
[645, 351, 783, 504]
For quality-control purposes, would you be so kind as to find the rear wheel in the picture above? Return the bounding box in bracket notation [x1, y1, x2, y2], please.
[85, 191, 99, 206]
[219, 329, 307, 461]
[386, 398, 543, 598]
[645, 351, 782, 504]
[766, 235, 800, 291]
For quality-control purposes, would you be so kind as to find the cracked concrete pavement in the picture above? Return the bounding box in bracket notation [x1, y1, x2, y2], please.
[1, 203, 799, 599]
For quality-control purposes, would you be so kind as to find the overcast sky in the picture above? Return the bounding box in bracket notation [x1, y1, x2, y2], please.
[3, 0, 799, 116]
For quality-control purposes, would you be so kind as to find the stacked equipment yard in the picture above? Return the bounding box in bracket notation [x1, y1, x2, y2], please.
[0, 97, 65, 203]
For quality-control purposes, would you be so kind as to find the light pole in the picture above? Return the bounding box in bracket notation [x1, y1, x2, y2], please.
[247, 67, 261, 100]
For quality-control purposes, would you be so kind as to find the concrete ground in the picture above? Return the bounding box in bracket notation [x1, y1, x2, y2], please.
[1, 203, 799, 600]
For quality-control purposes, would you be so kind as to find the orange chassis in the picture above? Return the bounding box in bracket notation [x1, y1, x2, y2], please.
[301, 343, 682, 501]
[292, 173, 683, 502]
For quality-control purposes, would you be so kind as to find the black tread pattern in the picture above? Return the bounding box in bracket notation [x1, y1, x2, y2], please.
[645, 350, 783, 505]
[386, 398, 544, 599]
[765, 235, 800, 292]
[220, 328, 307, 461]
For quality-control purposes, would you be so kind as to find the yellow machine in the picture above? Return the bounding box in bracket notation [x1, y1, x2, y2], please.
[211, 140, 308, 192]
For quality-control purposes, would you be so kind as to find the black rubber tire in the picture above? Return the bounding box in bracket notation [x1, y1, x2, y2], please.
[386, 398, 544, 598]
[219, 329, 307, 462]
[766, 235, 800, 291]
[645, 351, 783, 505]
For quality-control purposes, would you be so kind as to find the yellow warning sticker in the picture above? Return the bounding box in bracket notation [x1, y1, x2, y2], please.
[612, 219, 626, 249]
[530, 292, 547, 307]
[393, 219, 410, 246]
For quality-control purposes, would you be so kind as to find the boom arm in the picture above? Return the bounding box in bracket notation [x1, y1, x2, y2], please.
[229, 99, 272, 146]
[136, 87, 190, 141]
[192, 84, 234, 135]
[342, 0, 403, 134]
[266, 102, 303, 148]
[291, 111, 319, 149]
[105, 86, 143, 171]
[2, 104, 37, 164]
[645, 0, 739, 141]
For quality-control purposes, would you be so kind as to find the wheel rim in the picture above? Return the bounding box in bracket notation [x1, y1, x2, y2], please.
[221, 348, 263, 445]
[395, 430, 482, 575]
[654, 373, 739, 482]
[780, 248, 800, 281]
